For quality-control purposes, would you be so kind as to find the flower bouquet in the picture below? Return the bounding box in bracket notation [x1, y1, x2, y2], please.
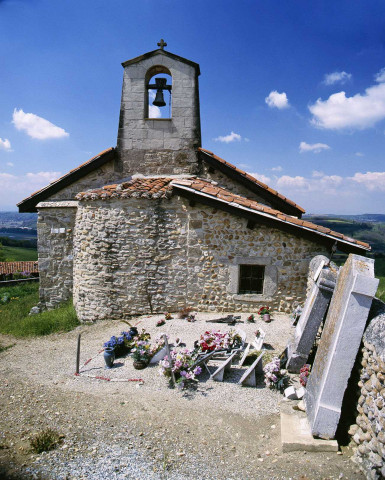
[196, 329, 243, 353]
[299, 364, 311, 387]
[258, 306, 271, 322]
[247, 314, 255, 323]
[165, 312, 172, 320]
[263, 357, 289, 391]
[131, 335, 152, 369]
[103, 327, 138, 357]
[159, 348, 202, 388]
[156, 319, 166, 327]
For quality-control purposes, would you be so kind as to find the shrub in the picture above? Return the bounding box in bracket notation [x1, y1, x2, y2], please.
[30, 428, 62, 453]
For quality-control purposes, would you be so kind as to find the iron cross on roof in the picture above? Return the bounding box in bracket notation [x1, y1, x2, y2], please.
[157, 39, 167, 50]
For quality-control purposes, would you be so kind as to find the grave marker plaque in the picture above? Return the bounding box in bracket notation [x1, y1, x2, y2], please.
[305, 254, 379, 439]
[286, 265, 338, 373]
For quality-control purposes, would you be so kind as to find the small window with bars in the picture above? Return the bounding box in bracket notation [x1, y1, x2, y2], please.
[238, 265, 265, 294]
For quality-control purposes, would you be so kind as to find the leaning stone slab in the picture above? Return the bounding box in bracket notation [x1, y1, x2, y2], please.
[238, 352, 264, 387]
[286, 264, 338, 373]
[211, 351, 236, 382]
[305, 254, 379, 439]
[238, 343, 251, 367]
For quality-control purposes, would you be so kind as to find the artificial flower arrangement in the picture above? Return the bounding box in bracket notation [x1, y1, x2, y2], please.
[196, 329, 243, 353]
[156, 319, 166, 327]
[299, 364, 311, 387]
[159, 348, 202, 389]
[165, 312, 172, 320]
[258, 306, 270, 317]
[103, 326, 139, 357]
[247, 314, 255, 323]
[263, 356, 289, 391]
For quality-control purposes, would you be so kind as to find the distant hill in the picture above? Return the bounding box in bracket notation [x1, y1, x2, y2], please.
[0, 212, 37, 229]
[306, 213, 385, 223]
[303, 214, 385, 256]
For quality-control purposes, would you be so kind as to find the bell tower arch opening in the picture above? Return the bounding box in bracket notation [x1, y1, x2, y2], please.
[145, 66, 172, 119]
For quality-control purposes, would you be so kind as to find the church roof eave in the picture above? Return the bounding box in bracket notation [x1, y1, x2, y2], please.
[17, 148, 116, 213]
[198, 148, 305, 218]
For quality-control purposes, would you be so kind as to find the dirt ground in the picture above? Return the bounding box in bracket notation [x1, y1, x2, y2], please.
[0, 313, 365, 480]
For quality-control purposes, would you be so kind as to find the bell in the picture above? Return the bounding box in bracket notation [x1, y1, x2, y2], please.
[153, 90, 166, 107]
[152, 77, 167, 107]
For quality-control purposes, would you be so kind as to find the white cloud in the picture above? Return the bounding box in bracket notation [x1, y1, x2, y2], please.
[323, 71, 352, 85]
[375, 68, 385, 83]
[355, 152, 364, 157]
[214, 131, 242, 143]
[247, 172, 271, 185]
[271, 166, 283, 172]
[265, 91, 289, 109]
[309, 68, 385, 130]
[0, 170, 61, 210]
[312, 170, 324, 178]
[299, 141, 330, 153]
[6, 162, 14, 167]
[349, 171, 385, 191]
[12, 109, 69, 140]
[276, 175, 308, 190]
[0, 138, 12, 151]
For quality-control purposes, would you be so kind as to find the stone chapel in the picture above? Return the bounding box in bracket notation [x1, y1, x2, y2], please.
[18, 42, 370, 321]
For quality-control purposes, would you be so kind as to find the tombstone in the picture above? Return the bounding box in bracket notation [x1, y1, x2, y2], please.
[238, 343, 251, 367]
[211, 351, 236, 382]
[286, 264, 338, 373]
[253, 328, 266, 351]
[305, 254, 379, 439]
[238, 352, 264, 387]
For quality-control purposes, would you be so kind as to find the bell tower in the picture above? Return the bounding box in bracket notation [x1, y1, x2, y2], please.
[116, 40, 202, 176]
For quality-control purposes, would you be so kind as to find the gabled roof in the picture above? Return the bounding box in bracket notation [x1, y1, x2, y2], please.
[17, 148, 116, 213]
[121, 49, 200, 75]
[198, 148, 305, 218]
[76, 176, 370, 254]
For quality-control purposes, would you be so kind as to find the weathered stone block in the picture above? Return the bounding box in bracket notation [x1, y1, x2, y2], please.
[305, 254, 379, 439]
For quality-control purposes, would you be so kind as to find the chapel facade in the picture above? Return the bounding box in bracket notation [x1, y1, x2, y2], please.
[18, 43, 370, 321]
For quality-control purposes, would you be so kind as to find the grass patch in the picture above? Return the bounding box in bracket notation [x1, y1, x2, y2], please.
[30, 428, 62, 453]
[3, 245, 38, 261]
[0, 282, 79, 337]
[377, 277, 385, 303]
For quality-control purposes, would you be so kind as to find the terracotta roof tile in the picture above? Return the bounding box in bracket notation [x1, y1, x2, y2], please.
[0, 261, 39, 275]
[76, 177, 174, 200]
[199, 148, 305, 214]
[171, 177, 370, 251]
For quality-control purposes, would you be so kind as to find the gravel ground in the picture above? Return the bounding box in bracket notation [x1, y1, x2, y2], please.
[0, 312, 364, 480]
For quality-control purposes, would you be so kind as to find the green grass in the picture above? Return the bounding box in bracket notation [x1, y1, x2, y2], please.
[3, 245, 38, 261]
[0, 282, 79, 337]
[377, 277, 385, 303]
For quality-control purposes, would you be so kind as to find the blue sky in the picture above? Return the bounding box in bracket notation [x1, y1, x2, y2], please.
[1, 0, 384, 213]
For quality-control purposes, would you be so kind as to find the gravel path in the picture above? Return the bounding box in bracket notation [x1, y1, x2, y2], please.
[0, 312, 364, 479]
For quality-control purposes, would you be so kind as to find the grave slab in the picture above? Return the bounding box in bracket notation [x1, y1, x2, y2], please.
[281, 409, 338, 453]
[238, 343, 251, 367]
[238, 352, 264, 387]
[286, 264, 338, 373]
[211, 351, 236, 382]
[253, 328, 266, 351]
[305, 254, 379, 439]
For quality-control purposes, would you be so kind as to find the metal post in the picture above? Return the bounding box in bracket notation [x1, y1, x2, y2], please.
[76, 334, 81, 374]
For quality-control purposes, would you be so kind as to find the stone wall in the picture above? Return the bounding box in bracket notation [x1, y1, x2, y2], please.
[37, 204, 77, 309]
[351, 299, 385, 479]
[49, 161, 117, 200]
[73, 195, 328, 321]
